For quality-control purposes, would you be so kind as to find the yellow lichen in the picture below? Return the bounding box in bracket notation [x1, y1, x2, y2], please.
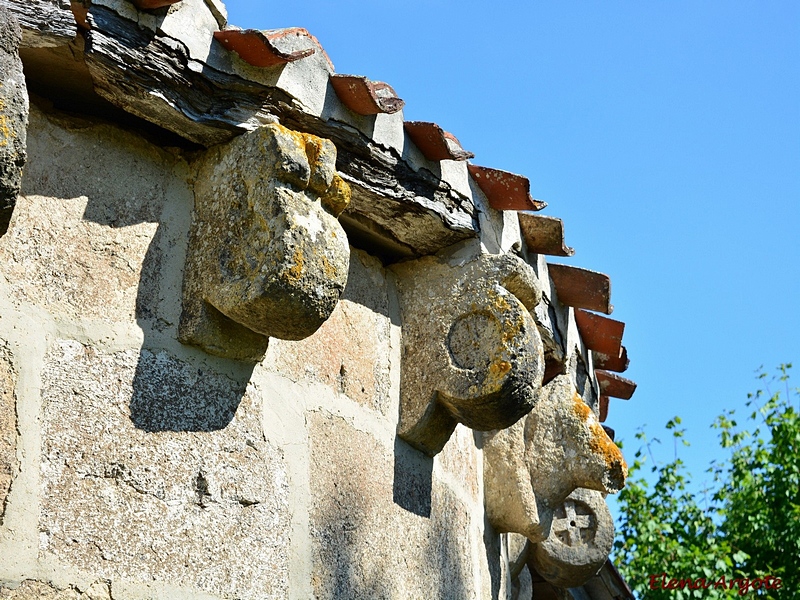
[283, 248, 305, 284]
[488, 360, 512, 378]
[272, 122, 307, 151]
[321, 173, 351, 217]
[589, 421, 627, 474]
[316, 248, 337, 279]
[572, 390, 626, 472]
[302, 132, 324, 167]
[0, 115, 11, 148]
[571, 391, 592, 421]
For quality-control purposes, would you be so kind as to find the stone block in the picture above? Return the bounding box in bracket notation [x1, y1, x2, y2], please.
[0, 7, 27, 235]
[4, 105, 192, 324]
[0, 580, 111, 600]
[180, 123, 351, 362]
[266, 248, 391, 413]
[0, 0, 77, 49]
[0, 341, 16, 521]
[40, 340, 290, 600]
[0, 193, 157, 322]
[483, 375, 626, 543]
[392, 252, 545, 456]
[309, 411, 482, 599]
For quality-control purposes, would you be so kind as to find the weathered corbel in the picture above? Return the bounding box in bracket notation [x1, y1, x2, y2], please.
[483, 374, 626, 586]
[391, 253, 545, 456]
[528, 488, 615, 588]
[179, 123, 351, 362]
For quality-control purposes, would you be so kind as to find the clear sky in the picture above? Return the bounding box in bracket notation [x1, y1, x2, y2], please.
[221, 1, 800, 506]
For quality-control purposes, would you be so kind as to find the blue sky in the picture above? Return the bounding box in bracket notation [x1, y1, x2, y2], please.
[222, 2, 800, 504]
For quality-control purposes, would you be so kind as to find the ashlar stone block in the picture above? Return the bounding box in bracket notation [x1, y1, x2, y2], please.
[392, 252, 545, 456]
[309, 411, 482, 600]
[180, 123, 351, 361]
[483, 374, 626, 550]
[40, 340, 290, 600]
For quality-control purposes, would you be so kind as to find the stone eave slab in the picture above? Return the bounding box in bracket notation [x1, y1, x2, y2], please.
[10, 0, 478, 260]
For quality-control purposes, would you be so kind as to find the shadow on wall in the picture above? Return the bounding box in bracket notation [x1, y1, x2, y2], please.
[83, 8, 258, 432]
[19, 103, 256, 433]
[109, 165, 254, 433]
[314, 436, 477, 599]
[392, 436, 433, 518]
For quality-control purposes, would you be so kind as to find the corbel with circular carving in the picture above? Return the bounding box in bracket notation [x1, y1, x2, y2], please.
[392, 252, 545, 456]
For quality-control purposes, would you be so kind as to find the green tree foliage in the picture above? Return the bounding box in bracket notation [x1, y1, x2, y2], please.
[713, 364, 800, 595]
[614, 365, 799, 599]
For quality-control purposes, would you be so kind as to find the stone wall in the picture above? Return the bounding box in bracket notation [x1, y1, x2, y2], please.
[0, 103, 511, 599]
[0, 3, 634, 599]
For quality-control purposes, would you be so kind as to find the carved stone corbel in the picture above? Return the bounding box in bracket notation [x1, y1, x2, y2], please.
[483, 373, 626, 587]
[392, 253, 545, 456]
[179, 123, 351, 362]
[529, 488, 615, 588]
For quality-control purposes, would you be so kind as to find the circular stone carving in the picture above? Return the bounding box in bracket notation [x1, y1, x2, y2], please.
[530, 488, 614, 588]
[446, 311, 502, 371]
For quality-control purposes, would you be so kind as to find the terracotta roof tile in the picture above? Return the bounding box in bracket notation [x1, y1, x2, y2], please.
[593, 345, 629, 373]
[519, 213, 574, 257]
[467, 165, 546, 211]
[596, 370, 636, 400]
[330, 74, 404, 115]
[404, 121, 474, 161]
[548, 264, 613, 314]
[574, 309, 624, 357]
[214, 28, 327, 69]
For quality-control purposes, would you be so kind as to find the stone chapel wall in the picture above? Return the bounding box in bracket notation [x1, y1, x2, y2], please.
[0, 101, 503, 600]
[0, 3, 637, 599]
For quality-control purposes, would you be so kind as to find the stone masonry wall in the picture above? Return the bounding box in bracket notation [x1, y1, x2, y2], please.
[0, 102, 508, 599]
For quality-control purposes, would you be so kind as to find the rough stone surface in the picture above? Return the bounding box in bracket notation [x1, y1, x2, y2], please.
[4, 105, 191, 324]
[483, 374, 626, 543]
[0, 193, 157, 322]
[180, 123, 351, 361]
[309, 411, 488, 600]
[392, 252, 545, 456]
[0, 7, 27, 235]
[0, 0, 76, 49]
[530, 488, 614, 588]
[0, 341, 16, 521]
[40, 340, 290, 600]
[266, 248, 391, 413]
[437, 423, 481, 501]
[0, 580, 111, 600]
